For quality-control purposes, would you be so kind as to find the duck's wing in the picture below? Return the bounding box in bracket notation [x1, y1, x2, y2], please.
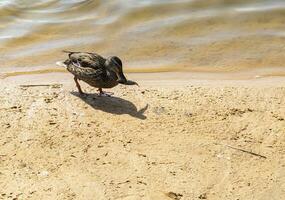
[67, 63, 107, 81]
[63, 51, 106, 69]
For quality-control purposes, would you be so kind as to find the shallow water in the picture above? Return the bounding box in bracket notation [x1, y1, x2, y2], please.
[1, 0, 285, 77]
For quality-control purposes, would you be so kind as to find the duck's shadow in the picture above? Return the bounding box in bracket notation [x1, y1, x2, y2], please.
[71, 92, 148, 120]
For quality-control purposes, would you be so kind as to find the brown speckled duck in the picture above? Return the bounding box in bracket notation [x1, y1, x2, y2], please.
[57, 50, 138, 96]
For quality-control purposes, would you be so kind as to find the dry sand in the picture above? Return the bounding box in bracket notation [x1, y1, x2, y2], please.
[0, 73, 284, 200]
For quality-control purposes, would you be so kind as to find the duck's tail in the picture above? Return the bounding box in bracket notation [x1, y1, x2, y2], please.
[62, 50, 80, 54]
[63, 50, 94, 55]
[62, 50, 80, 58]
[56, 61, 67, 68]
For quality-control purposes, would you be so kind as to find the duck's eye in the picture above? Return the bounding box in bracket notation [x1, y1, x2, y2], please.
[111, 56, 122, 67]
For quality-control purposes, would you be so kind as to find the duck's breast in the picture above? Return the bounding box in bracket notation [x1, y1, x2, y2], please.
[86, 70, 118, 88]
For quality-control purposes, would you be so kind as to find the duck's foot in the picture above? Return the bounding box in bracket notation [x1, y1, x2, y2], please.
[98, 88, 113, 97]
[74, 77, 84, 95]
[99, 93, 111, 97]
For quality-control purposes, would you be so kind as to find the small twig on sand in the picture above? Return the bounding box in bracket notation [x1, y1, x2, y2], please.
[19, 84, 62, 88]
[225, 145, 267, 159]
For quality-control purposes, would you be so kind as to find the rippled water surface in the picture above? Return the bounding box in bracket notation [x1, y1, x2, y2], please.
[1, 0, 285, 77]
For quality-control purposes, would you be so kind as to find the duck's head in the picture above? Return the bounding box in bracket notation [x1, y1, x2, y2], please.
[105, 56, 139, 86]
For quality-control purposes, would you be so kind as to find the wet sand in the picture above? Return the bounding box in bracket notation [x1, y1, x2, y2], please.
[0, 73, 284, 199]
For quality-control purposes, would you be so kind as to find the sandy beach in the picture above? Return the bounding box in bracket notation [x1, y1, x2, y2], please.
[0, 73, 284, 199]
[1, 1, 285, 199]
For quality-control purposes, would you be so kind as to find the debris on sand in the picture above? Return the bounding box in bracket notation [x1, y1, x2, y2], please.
[166, 192, 183, 200]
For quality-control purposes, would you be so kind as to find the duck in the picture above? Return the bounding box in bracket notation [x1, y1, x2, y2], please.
[57, 50, 138, 96]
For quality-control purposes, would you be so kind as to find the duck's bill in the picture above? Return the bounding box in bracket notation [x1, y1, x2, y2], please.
[116, 71, 139, 86]
[120, 80, 139, 86]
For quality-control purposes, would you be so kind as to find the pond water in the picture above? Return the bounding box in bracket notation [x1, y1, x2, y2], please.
[1, 0, 285, 77]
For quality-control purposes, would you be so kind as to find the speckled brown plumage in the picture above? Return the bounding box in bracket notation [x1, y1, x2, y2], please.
[58, 51, 138, 95]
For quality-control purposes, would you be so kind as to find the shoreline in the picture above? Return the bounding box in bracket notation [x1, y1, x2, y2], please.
[2, 71, 285, 87]
[0, 68, 285, 82]
[1, 65, 285, 81]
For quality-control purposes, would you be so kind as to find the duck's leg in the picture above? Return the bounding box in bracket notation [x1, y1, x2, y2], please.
[74, 77, 84, 94]
[97, 88, 113, 97]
